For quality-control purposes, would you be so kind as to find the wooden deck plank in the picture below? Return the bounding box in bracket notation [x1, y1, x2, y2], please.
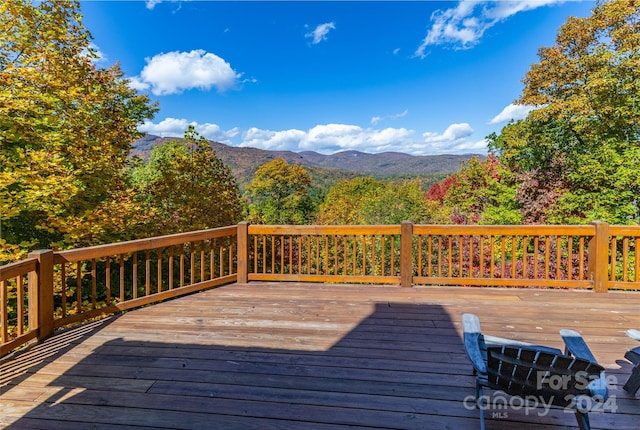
[1, 283, 639, 429]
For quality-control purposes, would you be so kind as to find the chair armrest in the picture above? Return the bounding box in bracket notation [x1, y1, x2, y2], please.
[625, 346, 640, 365]
[559, 330, 608, 399]
[627, 329, 640, 342]
[462, 314, 486, 374]
[560, 329, 598, 363]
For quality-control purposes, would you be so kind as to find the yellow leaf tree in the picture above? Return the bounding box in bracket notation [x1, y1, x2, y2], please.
[0, 0, 157, 263]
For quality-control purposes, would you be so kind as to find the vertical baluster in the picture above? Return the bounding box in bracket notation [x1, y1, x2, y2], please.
[381, 235, 386, 276]
[459, 236, 464, 278]
[61, 263, 67, 317]
[567, 237, 574, 280]
[622, 237, 629, 282]
[544, 237, 551, 279]
[169, 246, 174, 289]
[1, 280, 6, 342]
[324, 236, 329, 275]
[556, 236, 562, 280]
[579, 237, 585, 280]
[610, 237, 617, 282]
[76, 261, 82, 313]
[500, 237, 506, 278]
[190, 242, 195, 286]
[218, 238, 224, 277]
[119, 255, 125, 302]
[522, 236, 528, 280]
[390, 235, 396, 276]
[479, 235, 485, 278]
[105, 257, 111, 305]
[490, 235, 495, 278]
[534, 237, 540, 279]
[201, 241, 206, 282]
[180, 245, 185, 288]
[157, 248, 163, 293]
[91, 259, 96, 309]
[17, 275, 24, 335]
[437, 236, 443, 278]
[427, 235, 432, 277]
[511, 237, 517, 279]
[227, 237, 232, 275]
[145, 250, 151, 296]
[634, 237, 640, 282]
[133, 252, 138, 299]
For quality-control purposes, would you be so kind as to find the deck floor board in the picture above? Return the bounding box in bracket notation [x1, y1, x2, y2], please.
[1, 282, 639, 429]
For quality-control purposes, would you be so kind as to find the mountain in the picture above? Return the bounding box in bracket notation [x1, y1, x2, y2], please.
[131, 135, 481, 189]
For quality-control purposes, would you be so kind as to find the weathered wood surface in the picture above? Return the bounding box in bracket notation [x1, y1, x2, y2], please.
[1, 282, 639, 429]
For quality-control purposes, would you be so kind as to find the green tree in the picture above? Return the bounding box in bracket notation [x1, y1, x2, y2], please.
[131, 127, 243, 234]
[245, 158, 313, 224]
[492, 0, 640, 224]
[317, 177, 384, 224]
[0, 0, 157, 262]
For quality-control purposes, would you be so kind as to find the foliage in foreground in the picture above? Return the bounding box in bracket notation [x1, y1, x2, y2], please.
[0, 0, 157, 263]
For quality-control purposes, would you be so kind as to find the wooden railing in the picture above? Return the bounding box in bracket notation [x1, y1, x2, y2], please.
[1, 226, 238, 356]
[1, 221, 639, 357]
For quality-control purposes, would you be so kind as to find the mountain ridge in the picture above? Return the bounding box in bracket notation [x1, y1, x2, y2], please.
[131, 134, 482, 188]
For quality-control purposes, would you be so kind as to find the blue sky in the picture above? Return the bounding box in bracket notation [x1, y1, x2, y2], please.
[80, 0, 595, 156]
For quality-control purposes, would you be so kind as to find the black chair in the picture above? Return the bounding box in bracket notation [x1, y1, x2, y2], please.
[623, 329, 640, 395]
[462, 313, 608, 430]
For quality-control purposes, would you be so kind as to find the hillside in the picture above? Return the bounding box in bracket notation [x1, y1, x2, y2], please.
[131, 134, 481, 189]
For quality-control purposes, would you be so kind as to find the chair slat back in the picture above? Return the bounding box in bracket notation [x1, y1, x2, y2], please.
[487, 345, 604, 408]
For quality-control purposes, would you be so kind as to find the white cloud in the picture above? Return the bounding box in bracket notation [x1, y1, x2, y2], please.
[371, 109, 408, 125]
[139, 118, 239, 144]
[422, 123, 487, 153]
[146, 0, 162, 10]
[416, 0, 563, 57]
[305, 22, 336, 44]
[489, 103, 536, 125]
[130, 50, 241, 96]
[141, 119, 486, 155]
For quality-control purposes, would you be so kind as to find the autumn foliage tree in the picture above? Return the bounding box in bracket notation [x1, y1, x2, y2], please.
[491, 0, 640, 224]
[245, 159, 313, 224]
[0, 0, 157, 262]
[318, 177, 430, 225]
[130, 128, 243, 235]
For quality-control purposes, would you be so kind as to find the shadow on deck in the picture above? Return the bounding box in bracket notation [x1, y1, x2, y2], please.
[1, 283, 639, 429]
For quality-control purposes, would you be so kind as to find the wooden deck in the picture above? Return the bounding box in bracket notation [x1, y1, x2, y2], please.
[1, 282, 639, 429]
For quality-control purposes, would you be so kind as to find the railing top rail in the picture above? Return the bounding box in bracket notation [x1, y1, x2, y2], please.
[609, 225, 640, 236]
[248, 224, 402, 235]
[54, 225, 238, 264]
[0, 257, 38, 282]
[414, 224, 596, 236]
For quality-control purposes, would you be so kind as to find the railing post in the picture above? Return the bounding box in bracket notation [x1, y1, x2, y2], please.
[588, 221, 609, 293]
[27, 249, 55, 340]
[237, 222, 249, 284]
[400, 221, 413, 288]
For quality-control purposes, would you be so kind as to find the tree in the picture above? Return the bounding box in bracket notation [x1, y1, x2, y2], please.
[245, 159, 313, 224]
[317, 177, 384, 225]
[0, 0, 157, 262]
[318, 177, 431, 225]
[425, 155, 522, 225]
[130, 127, 243, 234]
[491, 0, 640, 224]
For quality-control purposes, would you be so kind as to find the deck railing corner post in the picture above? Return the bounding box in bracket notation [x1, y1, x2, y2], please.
[400, 221, 414, 287]
[588, 221, 610, 293]
[27, 249, 55, 340]
[237, 222, 250, 284]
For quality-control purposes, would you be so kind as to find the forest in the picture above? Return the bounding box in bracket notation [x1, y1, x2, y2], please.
[1, 0, 639, 266]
